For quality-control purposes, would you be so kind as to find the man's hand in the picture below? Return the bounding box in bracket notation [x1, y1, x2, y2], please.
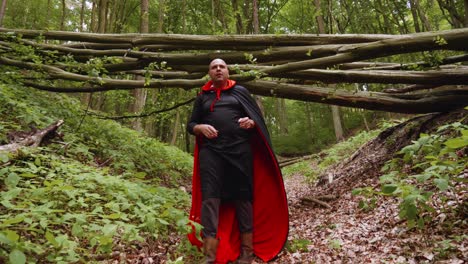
[238, 117, 255, 130]
[194, 124, 218, 139]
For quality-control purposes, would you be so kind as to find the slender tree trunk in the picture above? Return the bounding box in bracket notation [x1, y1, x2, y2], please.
[82, 0, 98, 106]
[243, 0, 252, 33]
[437, 0, 463, 28]
[80, 0, 86, 32]
[98, 0, 108, 33]
[60, 0, 66, 31]
[0, 0, 7, 27]
[90, 1, 97, 32]
[211, 0, 216, 33]
[182, 0, 187, 32]
[314, 0, 326, 33]
[251, 0, 265, 115]
[170, 110, 180, 145]
[409, 0, 421, 32]
[157, 0, 164, 33]
[305, 103, 315, 145]
[315, 0, 344, 142]
[231, 0, 243, 34]
[331, 104, 344, 141]
[141, 0, 150, 33]
[414, 0, 432, 31]
[46, 0, 52, 28]
[464, 0, 468, 27]
[131, 0, 150, 131]
[252, 0, 259, 34]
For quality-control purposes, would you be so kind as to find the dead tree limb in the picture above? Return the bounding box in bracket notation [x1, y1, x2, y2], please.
[0, 120, 64, 153]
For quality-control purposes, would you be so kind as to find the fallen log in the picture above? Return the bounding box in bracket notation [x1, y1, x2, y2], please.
[0, 120, 64, 153]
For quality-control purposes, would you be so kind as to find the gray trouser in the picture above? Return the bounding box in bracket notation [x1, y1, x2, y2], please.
[201, 198, 253, 238]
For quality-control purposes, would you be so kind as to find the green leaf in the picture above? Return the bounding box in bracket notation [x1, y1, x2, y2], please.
[157, 218, 170, 225]
[382, 184, 398, 194]
[0, 152, 9, 163]
[5, 230, 19, 242]
[45, 231, 59, 247]
[413, 173, 432, 182]
[2, 216, 25, 226]
[71, 223, 83, 237]
[20, 173, 37, 178]
[351, 188, 362, 195]
[444, 138, 468, 149]
[34, 157, 41, 166]
[9, 249, 26, 264]
[134, 172, 147, 179]
[434, 178, 449, 191]
[103, 213, 121, 219]
[5, 173, 20, 188]
[0, 232, 13, 245]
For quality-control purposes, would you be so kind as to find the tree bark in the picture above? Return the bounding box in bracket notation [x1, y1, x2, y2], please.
[98, 0, 108, 33]
[465, 0, 468, 27]
[60, 0, 67, 31]
[131, 0, 150, 131]
[409, 0, 421, 32]
[80, 0, 86, 31]
[157, 0, 164, 33]
[414, 0, 432, 31]
[231, 0, 243, 34]
[316, 0, 344, 142]
[0, 0, 7, 27]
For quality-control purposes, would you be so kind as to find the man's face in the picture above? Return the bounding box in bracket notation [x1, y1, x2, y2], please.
[208, 59, 229, 85]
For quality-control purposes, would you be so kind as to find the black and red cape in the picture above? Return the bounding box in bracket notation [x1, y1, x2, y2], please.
[188, 80, 289, 263]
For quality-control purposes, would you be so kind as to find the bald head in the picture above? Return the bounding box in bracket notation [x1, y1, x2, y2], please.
[209, 58, 227, 70]
[208, 58, 229, 88]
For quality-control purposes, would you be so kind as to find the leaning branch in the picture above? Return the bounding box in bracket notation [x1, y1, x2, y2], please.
[88, 97, 196, 120]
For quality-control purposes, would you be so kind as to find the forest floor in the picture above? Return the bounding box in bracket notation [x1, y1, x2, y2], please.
[125, 167, 466, 264]
[270, 170, 467, 264]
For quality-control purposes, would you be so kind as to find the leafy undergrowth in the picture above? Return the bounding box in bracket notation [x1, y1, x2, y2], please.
[278, 116, 467, 263]
[0, 84, 197, 263]
[282, 128, 382, 182]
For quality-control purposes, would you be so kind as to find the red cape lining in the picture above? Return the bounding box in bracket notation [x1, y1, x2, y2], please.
[188, 127, 289, 263]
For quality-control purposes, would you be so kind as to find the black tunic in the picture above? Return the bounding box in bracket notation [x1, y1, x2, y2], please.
[188, 87, 254, 201]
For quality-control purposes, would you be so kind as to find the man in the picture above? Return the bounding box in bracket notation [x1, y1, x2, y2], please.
[187, 59, 288, 264]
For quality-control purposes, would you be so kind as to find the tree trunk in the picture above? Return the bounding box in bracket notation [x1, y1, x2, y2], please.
[170, 109, 180, 146]
[314, 0, 326, 33]
[251, 0, 265, 116]
[465, 0, 468, 27]
[60, 0, 66, 31]
[98, 0, 108, 33]
[231, 0, 243, 34]
[331, 103, 344, 141]
[275, 98, 288, 136]
[80, 0, 86, 32]
[409, 0, 421, 32]
[90, 0, 98, 33]
[252, 0, 259, 34]
[414, 0, 432, 31]
[131, 0, 150, 131]
[315, 0, 345, 142]
[0, 0, 7, 27]
[437, 0, 464, 28]
[157, 0, 164, 33]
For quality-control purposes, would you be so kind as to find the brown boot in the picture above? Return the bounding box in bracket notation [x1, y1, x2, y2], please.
[236, 233, 254, 264]
[203, 237, 219, 264]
